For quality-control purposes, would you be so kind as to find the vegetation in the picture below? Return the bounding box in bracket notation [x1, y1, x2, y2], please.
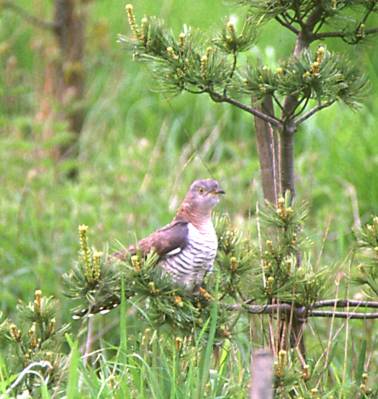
[0, 0, 377, 398]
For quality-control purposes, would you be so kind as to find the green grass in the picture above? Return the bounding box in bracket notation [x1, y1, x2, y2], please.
[0, 0, 378, 397]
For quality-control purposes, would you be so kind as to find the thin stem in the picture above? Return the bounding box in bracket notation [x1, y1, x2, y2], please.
[272, 93, 284, 111]
[185, 88, 207, 94]
[292, 96, 309, 120]
[294, 101, 335, 125]
[2, 1, 57, 31]
[275, 16, 299, 35]
[223, 52, 238, 96]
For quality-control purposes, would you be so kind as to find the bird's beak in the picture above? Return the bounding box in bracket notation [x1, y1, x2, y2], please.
[214, 188, 226, 195]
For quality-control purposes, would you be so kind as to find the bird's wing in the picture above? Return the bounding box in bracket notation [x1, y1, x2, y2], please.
[113, 219, 189, 260]
[132, 219, 189, 257]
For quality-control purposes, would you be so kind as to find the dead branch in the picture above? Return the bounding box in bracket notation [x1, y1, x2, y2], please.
[312, 299, 378, 309]
[225, 300, 378, 320]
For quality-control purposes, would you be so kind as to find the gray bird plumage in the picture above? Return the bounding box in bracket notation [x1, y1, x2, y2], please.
[74, 179, 225, 318]
[117, 178, 225, 290]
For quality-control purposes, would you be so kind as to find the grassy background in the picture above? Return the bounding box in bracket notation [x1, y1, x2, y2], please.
[0, 0, 377, 397]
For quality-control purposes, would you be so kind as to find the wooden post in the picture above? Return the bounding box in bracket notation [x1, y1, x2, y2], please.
[250, 349, 274, 399]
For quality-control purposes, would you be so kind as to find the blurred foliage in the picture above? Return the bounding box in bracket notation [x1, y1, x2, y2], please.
[0, 0, 377, 398]
[354, 216, 378, 298]
[0, 290, 69, 397]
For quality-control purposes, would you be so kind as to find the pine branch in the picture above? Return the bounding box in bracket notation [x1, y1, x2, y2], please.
[1, 1, 57, 31]
[209, 91, 283, 129]
[315, 27, 378, 40]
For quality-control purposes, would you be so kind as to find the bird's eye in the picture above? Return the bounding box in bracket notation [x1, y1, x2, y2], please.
[198, 187, 205, 194]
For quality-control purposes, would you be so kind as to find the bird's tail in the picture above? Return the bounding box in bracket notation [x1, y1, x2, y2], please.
[72, 295, 121, 319]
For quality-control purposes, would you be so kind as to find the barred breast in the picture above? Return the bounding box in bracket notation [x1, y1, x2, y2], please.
[160, 221, 218, 290]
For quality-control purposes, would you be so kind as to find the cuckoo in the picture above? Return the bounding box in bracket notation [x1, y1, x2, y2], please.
[116, 178, 225, 290]
[73, 179, 225, 318]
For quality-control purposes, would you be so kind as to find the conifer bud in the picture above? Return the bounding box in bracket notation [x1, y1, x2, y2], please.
[174, 295, 184, 307]
[48, 318, 56, 335]
[356, 23, 365, 39]
[140, 17, 149, 42]
[166, 47, 179, 60]
[34, 289, 42, 314]
[200, 55, 208, 77]
[125, 4, 141, 40]
[148, 281, 158, 294]
[79, 225, 92, 282]
[286, 207, 293, 216]
[316, 46, 325, 64]
[28, 323, 38, 349]
[92, 250, 102, 281]
[178, 32, 186, 48]
[303, 71, 311, 79]
[230, 256, 238, 272]
[131, 254, 141, 272]
[266, 276, 274, 293]
[198, 287, 212, 301]
[9, 324, 21, 342]
[310, 61, 320, 76]
[226, 20, 236, 42]
[276, 67, 284, 75]
[175, 337, 182, 351]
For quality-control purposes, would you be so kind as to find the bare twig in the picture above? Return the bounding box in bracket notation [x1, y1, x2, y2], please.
[225, 301, 378, 319]
[209, 91, 284, 129]
[223, 52, 238, 96]
[2, 1, 57, 31]
[312, 299, 378, 309]
[308, 310, 378, 319]
[294, 101, 335, 125]
[275, 16, 299, 35]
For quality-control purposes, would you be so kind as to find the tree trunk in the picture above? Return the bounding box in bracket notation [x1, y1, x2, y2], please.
[253, 96, 280, 204]
[280, 124, 295, 197]
[53, 0, 86, 160]
[35, 0, 86, 178]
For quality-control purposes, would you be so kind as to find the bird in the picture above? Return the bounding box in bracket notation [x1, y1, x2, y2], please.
[116, 178, 225, 291]
[72, 178, 225, 319]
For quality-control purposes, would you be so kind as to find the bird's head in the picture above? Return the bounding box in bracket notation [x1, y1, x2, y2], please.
[180, 179, 225, 218]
